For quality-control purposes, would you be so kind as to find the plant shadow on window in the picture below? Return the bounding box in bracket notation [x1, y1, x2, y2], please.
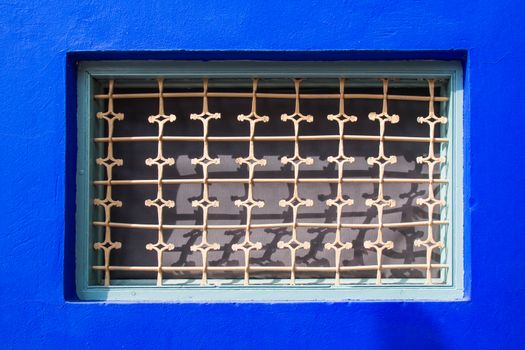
[98, 83, 445, 285]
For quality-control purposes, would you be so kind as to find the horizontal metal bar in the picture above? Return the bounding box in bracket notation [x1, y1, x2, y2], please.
[94, 134, 449, 143]
[92, 264, 448, 272]
[92, 220, 449, 231]
[93, 177, 448, 186]
[94, 91, 449, 102]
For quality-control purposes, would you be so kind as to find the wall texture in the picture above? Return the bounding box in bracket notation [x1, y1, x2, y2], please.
[1, 0, 524, 348]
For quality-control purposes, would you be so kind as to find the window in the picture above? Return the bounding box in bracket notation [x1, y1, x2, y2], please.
[76, 61, 463, 301]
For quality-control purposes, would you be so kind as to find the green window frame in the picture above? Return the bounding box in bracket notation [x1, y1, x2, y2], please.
[76, 60, 464, 301]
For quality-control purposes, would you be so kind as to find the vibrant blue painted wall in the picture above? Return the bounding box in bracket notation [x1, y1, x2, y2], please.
[1, 0, 524, 348]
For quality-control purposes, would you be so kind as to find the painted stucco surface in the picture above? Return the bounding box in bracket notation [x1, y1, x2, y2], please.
[1, 0, 524, 348]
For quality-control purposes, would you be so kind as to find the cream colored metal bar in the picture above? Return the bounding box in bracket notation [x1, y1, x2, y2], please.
[189, 79, 221, 285]
[231, 79, 267, 285]
[277, 79, 315, 286]
[143, 79, 177, 286]
[92, 80, 124, 287]
[94, 91, 449, 102]
[365, 79, 398, 285]
[415, 80, 448, 284]
[92, 264, 448, 272]
[94, 134, 448, 143]
[324, 78, 356, 285]
[92, 220, 449, 230]
[94, 177, 449, 185]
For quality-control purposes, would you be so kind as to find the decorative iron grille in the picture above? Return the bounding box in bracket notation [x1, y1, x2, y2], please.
[87, 71, 456, 291]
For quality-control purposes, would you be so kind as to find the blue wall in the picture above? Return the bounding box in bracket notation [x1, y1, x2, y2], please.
[1, 0, 524, 348]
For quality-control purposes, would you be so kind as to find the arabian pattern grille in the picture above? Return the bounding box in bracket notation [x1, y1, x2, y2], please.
[88, 71, 455, 290]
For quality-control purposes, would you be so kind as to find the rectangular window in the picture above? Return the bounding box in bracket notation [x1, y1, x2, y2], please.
[76, 61, 463, 301]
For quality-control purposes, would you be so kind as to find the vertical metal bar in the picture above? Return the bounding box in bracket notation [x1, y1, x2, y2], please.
[364, 79, 398, 285]
[414, 80, 448, 284]
[190, 79, 221, 285]
[92, 80, 124, 286]
[324, 78, 356, 285]
[232, 79, 267, 285]
[277, 79, 314, 285]
[144, 79, 177, 286]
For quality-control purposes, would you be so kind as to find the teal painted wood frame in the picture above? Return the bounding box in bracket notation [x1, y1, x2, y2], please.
[76, 60, 464, 302]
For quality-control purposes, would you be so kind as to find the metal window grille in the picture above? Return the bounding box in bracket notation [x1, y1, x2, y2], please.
[77, 61, 463, 300]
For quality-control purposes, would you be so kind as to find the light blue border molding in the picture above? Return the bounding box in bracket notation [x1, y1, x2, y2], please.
[76, 60, 464, 302]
